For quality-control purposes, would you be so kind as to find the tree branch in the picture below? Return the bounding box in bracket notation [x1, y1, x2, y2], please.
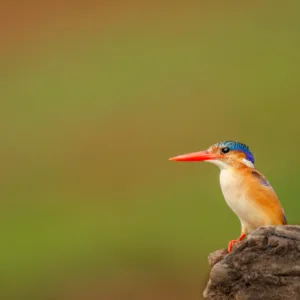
[204, 225, 300, 300]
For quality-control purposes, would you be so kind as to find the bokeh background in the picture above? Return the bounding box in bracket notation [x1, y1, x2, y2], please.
[2, 1, 300, 299]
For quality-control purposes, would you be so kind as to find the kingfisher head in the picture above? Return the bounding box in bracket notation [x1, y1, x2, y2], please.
[170, 141, 255, 169]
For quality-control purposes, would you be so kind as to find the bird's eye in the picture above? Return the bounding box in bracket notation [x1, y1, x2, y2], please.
[221, 147, 230, 154]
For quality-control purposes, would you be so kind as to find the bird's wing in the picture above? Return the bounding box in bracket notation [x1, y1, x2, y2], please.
[245, 168, 287, 225]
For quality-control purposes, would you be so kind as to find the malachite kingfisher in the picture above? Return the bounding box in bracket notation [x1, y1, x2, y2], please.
[169, 141, 287, 253]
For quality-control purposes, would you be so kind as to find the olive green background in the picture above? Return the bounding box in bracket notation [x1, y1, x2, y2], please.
[2, 1, 300, 299]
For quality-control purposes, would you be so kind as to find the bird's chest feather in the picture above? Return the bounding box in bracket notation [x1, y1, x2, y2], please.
[219, 169, 246, 214]
[218, 168, 265, 230]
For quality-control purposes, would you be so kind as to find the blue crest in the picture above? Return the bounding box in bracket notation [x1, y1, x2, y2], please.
[217, 141, 255, 164]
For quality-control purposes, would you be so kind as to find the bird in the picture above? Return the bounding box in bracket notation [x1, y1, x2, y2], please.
[169, 141, 287, 253]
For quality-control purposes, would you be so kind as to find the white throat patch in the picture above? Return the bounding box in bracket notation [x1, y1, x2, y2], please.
[206, 159, 228, 170]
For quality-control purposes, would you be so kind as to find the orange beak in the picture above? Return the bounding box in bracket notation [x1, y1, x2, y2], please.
[169, 150, 220, 162]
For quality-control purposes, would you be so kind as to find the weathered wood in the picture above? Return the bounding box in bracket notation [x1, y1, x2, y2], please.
[203, 225, 300, 300]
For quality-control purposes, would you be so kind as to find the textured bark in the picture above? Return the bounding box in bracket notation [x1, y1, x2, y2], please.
[203, 225, 300, 300]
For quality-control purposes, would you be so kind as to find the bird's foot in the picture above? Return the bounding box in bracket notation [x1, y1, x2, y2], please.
[227, 233, 246, 253]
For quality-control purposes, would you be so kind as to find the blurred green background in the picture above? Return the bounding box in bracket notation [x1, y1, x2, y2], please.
[2, 1, 300, 299]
